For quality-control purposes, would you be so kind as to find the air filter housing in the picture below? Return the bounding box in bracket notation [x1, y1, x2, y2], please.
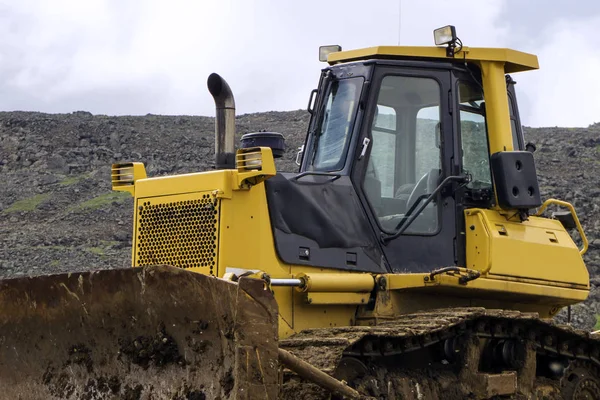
[241, 132, 285, 158]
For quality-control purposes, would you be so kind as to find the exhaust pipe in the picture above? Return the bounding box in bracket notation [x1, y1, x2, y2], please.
[207, 73, 236, 169]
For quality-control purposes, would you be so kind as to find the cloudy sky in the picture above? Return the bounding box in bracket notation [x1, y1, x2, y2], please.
[0, 0, 599, 127]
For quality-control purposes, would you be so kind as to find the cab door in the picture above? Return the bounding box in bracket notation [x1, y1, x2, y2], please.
[352, 65, 458, 273]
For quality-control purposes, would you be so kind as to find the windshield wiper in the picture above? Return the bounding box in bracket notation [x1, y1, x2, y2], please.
[382, 174, 470, 243]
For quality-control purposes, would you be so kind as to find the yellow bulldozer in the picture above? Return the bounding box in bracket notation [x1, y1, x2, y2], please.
[1, 26, 597, 399]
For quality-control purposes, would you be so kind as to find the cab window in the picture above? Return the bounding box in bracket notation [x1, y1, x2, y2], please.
[458, 81, 493, 196]
[363, 75, 441, 234]
[312, 77, 363, 171]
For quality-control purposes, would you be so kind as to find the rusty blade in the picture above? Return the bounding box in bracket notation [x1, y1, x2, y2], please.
[0, 265, 278, 400]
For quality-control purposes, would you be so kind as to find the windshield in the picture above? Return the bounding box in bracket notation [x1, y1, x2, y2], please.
[311, 77, 363, 171]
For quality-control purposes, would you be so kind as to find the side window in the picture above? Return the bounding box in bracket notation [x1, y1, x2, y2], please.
[508, 94, 522, 150]
[458, 81, 493, 192]
[363, 75, 441, 234]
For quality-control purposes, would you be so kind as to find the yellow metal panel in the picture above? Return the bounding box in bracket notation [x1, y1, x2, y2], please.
[327, 46, 539, 73]
[480, 61, 514, 153]
[384, 272, 588, 305]
[306, 292, 370, 305]
[217, 180, 360, 338]
[435, 274, 588, 303]
[465, 209, 589, 287]
[134, 170, 233, 199]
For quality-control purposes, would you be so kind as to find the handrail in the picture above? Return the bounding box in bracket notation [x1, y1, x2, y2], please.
[535, 198, 588, 256]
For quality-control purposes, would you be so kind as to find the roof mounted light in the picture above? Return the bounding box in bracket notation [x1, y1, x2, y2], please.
[434, 25, 461, 57]
[319, 45, 342, 62]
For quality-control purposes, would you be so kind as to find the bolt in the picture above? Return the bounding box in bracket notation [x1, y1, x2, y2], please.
[378, 276, 387, 290]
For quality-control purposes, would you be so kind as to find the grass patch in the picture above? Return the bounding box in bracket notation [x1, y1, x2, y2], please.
[59, 173, 92, 186]
[75, 192, 130, 211]
[595, 315, 600, 331]
[4, 193, 50, 213]
[100, 240, 120, 247]
[87, 247, 106, 256]
[49, 260, 61, 267]
[59, 175, 82, 186]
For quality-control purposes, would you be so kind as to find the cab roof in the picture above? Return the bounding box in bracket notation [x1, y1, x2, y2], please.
[327, 46, 539, 74]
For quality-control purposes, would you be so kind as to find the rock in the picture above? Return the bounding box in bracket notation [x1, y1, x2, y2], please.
[46, 155, 69, 174]
[38, 175, 60, 186]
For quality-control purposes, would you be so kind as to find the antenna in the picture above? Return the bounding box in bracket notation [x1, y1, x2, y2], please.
[398, 0, 401, 45]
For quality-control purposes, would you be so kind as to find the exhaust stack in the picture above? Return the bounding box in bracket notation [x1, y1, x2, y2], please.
[207, 73, 236, 169]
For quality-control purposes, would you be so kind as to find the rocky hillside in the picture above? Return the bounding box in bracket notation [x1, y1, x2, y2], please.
[0, 111, 599, 328]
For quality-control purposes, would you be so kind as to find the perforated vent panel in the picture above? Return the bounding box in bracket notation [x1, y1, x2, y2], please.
[135, 193, 220, 275]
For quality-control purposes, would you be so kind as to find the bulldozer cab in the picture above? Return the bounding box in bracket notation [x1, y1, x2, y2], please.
[293, 41, 534, 274]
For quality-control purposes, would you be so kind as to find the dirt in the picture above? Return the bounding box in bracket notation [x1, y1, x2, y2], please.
[66, 343, 94, 373]
[173, 385, 207, 400]
[219, 368, 235, 397]
[82, 376, 122, 398]
[42, 369, 76, 399]
[122, 384, 143, 400]
[119, 323, 184, 369]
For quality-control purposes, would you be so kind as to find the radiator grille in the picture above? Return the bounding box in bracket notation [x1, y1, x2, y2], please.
[135, 193, 219, 275]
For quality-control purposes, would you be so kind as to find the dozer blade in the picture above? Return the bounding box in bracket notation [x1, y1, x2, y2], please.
[0, 265, 279, 400]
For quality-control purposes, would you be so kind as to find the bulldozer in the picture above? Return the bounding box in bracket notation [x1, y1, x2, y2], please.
[0, 25, 597, 399]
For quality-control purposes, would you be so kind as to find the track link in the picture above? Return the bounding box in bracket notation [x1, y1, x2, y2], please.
[279, 308, 600, 399]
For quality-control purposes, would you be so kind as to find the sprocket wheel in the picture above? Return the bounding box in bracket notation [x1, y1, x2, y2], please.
[561, 361, 600, 400]
[331, 357, 369, 400]
[333, 356, 369, 384]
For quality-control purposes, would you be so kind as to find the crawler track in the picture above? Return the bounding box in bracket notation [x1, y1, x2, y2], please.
[280, 308, 600, 399]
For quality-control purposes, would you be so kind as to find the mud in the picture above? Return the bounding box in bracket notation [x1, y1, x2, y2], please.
[280, 308, 600, 399]
[122, 384, 143, 400]
[172, 385, 207, 400]
[0, 267, 279, 400]
[220, 368, 235, 397]
[82, 376, 122, 399]
[42, 369, 76, 398]
[67, 343, 94, 372]
[119, 323, 184, 369]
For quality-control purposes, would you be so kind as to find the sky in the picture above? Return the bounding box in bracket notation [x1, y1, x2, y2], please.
[0, 0, 599, 127]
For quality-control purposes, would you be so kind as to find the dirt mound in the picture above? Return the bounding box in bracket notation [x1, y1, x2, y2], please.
[0, 110, 598, 329]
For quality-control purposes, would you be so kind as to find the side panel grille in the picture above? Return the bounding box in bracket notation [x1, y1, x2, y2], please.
[135, 192, 220, 276]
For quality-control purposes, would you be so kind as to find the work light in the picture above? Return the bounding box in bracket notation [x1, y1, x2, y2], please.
[434, 25, 457, 46]
[434, 25, 461, 57]
[319, 45, 342, 62]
